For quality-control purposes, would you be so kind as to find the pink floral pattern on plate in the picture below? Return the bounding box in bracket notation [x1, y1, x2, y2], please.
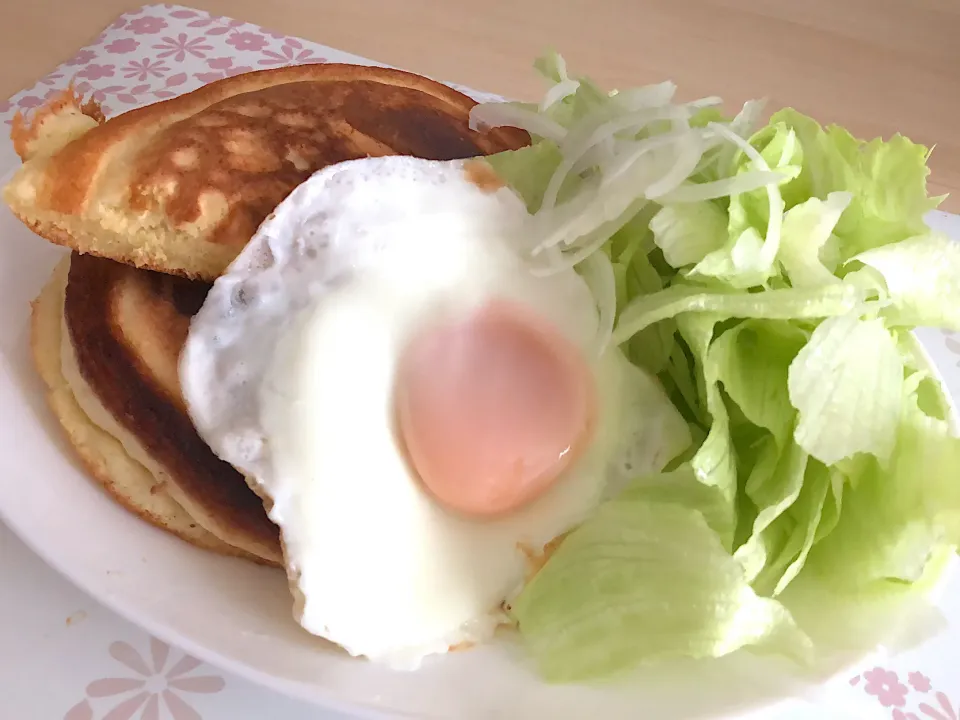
[851, 668, 959, 719]
[0, 2, 503, 129]
[62, 636, 224, 720]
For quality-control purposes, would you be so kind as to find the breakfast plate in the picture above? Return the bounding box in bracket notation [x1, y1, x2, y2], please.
[2, 157, 960, 720]
[3, 6, 960, 720]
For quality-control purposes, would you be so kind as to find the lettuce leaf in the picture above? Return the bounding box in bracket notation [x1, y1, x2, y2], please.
[807, 388, 960, 586]
[613, 282, 863, 344]
[855, 233, 960, 330]
[769, 109, 943, 258]
[779, 192, 851, 287]
[709, 321, 807, 443]
[484, 141, 564, 213]
[677, 312, 738, 547]
[759, 460, 832, 596]
[651, 201, 728, 268]
[733, 439, 809, 584]
[787, 314, 904, 465]
[510, 499, 812, 682]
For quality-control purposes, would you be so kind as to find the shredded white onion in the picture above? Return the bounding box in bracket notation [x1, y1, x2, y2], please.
[540, 78, 580, 111]
[708, 121, 784, 268]
[656, 170, 787, 204]
[716, 99, 767, 175]
[610, 82, 677, 111]
[553, 53, 570, 81]
[476, 68, 777, 318]
[597, 127, 696, 189]
[541, 106, 693, 213]
[578, 250, 617, 356]
[643, 115, 702, 199]
[468, 102, 567, 143]
[684, 96, 724, 112]
[731, 99, 767, 137]
[534, 197, 650, 277]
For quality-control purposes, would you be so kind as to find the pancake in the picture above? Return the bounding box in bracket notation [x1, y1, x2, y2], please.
[40, 252, 284, 564]
[4, 65, 529, 280]
[31, 257, 268, 561]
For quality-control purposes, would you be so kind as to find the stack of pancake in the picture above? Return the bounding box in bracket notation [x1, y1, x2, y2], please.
[6, 64, 528, 567]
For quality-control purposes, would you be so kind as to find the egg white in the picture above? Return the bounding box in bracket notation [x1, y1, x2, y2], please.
[180, 156, 688, 669]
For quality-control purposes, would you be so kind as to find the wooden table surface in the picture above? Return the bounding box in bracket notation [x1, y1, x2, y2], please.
[3, 0, 959, 210]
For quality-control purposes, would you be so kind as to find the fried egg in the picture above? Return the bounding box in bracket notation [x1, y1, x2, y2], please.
[180, 155, 688, 669]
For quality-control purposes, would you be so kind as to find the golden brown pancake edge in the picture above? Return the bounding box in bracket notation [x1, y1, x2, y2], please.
[30, 257, 272, 562]
[4, 65, 530, 280]
[62, 253, 284, 564]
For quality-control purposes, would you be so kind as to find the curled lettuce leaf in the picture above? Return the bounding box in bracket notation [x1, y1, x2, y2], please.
[788, 315, 904, 465]
[651, 201, 728, 268]
[510, 499, 812, 682]
[770, 109, 943, 258]
[779, 192, 851, 287]
[855, 233, 960, 330]
[710, 321, 806, 444]
[807, 388, 960, 586]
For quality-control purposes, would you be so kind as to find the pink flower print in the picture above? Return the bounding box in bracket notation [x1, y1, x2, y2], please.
[258, 38, 326, 67]
[123, 58, 169, 82]
[109, 15, 127, 29]
[0, 100, 12, 114]
[197, 16, 244, 35]
[128, 16, 168, 35]
[154, 33, 213, 62]
[911, 673, 934, 694]
[195, 57, 254, 83]
[919, 693, 959, 720]
[226, 31, 268, 52]
[77, 64, 115, 81]
[104, 38, 139, 54]
[38, 71, 65, 87]
[63, 637, 225, 720]
[66, 49, 97, 67]
[225, 65, 255, 78]
[863, 667, 909, 708]
[17, 96, 44, 110]
[43, 88, 70, 101]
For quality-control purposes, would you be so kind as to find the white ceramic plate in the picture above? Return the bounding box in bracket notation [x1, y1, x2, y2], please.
[1, 152, 959, 718]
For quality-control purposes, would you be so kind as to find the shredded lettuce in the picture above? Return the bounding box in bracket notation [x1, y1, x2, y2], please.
[477, 52, 960, 683]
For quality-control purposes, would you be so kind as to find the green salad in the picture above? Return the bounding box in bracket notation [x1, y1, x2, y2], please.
[473, 53, 960, 683]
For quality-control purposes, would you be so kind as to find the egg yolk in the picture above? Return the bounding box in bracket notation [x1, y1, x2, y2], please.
[395, 300, 598, 518]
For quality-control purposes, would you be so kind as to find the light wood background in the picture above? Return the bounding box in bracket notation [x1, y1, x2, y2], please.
[3, 0, 959, 210]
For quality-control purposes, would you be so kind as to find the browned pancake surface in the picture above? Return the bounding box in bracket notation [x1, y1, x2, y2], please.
[129, 79, 509, 251]
[64, 252, 281, 557]
[5, 65, 529, 279]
